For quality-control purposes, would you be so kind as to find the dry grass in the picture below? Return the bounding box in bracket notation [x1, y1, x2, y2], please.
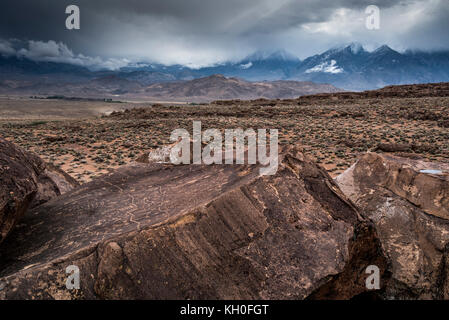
[1, 95, 448, 183]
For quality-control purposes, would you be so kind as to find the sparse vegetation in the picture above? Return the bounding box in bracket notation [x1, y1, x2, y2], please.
[1, 85, 449, 183]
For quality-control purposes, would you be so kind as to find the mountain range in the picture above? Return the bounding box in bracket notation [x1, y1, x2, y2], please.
[1, 43, 449, 96]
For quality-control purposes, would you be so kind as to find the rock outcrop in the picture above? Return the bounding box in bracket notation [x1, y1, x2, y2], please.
[0, 138, 79, 244]
[0, 146, 387, 300]
[0, 138, 44, 244]
[30, 163, 79, 208]
[336, 153, 449, 299]
[136, 143, 177, 164]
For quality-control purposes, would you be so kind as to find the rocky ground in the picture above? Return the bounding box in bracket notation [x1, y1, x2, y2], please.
[1, 83, 449, 300]
[1, 83, 449, 184]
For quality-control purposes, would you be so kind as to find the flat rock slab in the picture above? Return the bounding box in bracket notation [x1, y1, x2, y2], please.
[0, 147, 386, 299]
[336, 153, 449, 299]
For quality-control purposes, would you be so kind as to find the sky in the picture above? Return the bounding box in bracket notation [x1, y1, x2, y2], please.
[0, 0, 448, 69]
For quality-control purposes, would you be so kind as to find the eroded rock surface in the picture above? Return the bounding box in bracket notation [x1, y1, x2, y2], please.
[0, 138, 79, 244]
[0, 146, 386, 300]
[30, 163, 80, 208]
[0, 138, 44, 244]
[336, 153, 449, 299]
[136, 143, 178, 164]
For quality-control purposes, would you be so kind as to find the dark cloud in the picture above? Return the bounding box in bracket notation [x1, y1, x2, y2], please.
[9, 40, 129, 70]
[0, 0, 447, 68]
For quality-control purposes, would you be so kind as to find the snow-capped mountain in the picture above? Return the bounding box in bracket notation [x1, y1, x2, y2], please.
[2, 44, 449, 91]
[292, 43, 449, 90]
[123, 44, 449, 90]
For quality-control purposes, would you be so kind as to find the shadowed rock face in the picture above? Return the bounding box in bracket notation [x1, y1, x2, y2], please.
[336, 153, 449, 299]
[0, 138, 44, 244]
[0, 138, 79, 244]
[30, 163, 80, 208]
[0, 146, 387, 300]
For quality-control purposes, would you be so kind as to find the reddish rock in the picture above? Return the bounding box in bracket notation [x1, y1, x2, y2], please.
[336, 153, 449, 299]
[0, 146, 386, 300]
[0, 138, 43, 244]
[0, 138, 79, 244]
[30, 163, 79, 208]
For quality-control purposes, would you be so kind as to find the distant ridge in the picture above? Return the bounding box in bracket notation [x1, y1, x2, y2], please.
[0, 74, 341, 102]
[210, 82, 449, 106]
[141, 74, 341, 102]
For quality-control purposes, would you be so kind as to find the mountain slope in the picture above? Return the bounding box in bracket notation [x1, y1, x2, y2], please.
[293, 44, 449, 90]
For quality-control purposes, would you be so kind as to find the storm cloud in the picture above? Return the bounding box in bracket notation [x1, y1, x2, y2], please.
[1, 0, 448, 68]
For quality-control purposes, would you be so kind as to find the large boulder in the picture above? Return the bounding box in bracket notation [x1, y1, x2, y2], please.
[0, 139, 44, 244]
[0, 146, 387, 299]
[336, 153, 449, 299]
[0, 138, 79, 244]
